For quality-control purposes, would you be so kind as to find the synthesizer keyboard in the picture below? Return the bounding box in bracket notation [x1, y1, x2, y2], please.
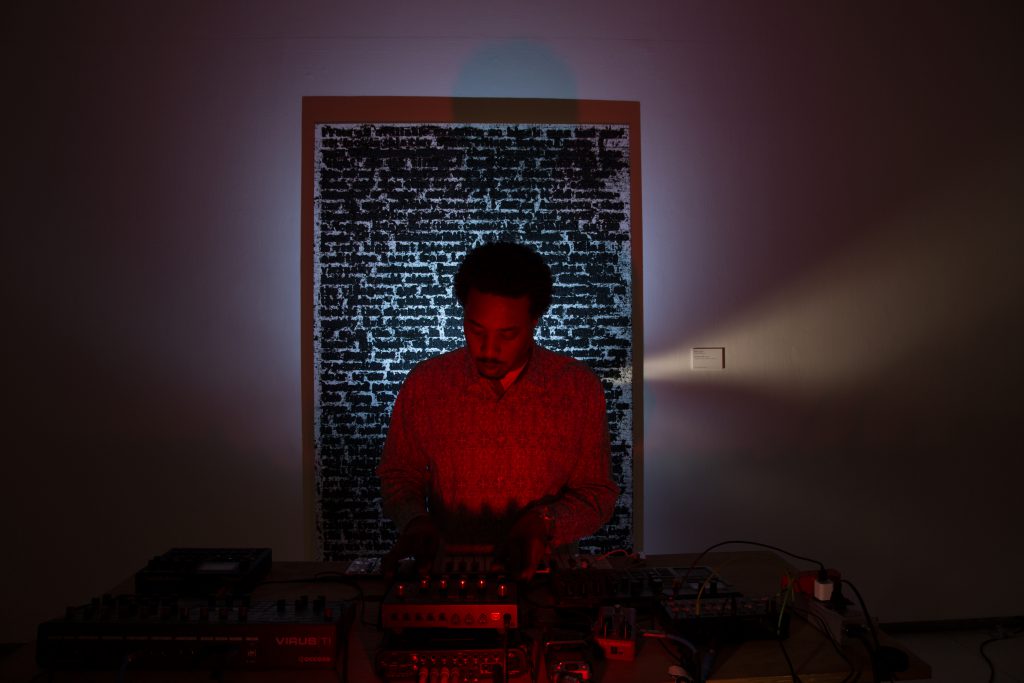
[37, 594, 351, 670]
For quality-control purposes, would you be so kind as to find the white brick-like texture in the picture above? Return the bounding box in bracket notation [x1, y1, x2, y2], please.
[312, 123, 635, 559]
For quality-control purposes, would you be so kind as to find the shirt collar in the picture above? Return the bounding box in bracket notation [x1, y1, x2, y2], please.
[459, 344, 549, 396]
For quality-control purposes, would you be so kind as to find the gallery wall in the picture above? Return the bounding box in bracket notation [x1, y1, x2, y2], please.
[3, 1, 1022, 642]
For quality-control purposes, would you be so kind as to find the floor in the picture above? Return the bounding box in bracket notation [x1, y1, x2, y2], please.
[889, 628, 1024, 682]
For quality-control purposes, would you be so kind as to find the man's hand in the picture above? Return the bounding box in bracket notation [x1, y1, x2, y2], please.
[382, 514, 440, 577]
[504, 508, 551, 581]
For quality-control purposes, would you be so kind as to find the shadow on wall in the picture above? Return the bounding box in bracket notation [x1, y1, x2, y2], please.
[453, 39, 578, 120]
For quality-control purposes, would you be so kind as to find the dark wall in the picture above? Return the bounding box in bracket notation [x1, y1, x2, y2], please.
[3, 0, 1022, 642]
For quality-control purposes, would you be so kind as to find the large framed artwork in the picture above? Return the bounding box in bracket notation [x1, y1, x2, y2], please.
[301, 97, 643, 560]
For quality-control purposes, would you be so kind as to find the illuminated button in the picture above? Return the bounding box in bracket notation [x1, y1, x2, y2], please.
[490, 612, 501, 621]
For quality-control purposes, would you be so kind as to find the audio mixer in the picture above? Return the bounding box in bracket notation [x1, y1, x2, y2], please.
[376, 552, 527, 679]
[382, 572, 518, 633]
[376, 640, 531, 681]
[549, 562, 738, 607]
[660, 594, 789, 642]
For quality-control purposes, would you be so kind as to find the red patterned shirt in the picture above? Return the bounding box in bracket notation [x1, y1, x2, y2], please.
[377, 345, 619, 547]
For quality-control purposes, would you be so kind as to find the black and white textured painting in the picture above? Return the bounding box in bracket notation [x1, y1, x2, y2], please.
[312, 122, 634, 559]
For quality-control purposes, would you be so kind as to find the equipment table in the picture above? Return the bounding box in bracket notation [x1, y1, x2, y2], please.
[1, 551, 930, 682]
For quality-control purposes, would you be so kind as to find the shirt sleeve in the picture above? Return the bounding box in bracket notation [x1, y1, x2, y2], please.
[376, 375, 430, 532]
[546, 367, 620, 547]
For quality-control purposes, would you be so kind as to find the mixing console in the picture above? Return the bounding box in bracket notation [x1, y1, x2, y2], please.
[660, 594, 789, 642]
[376, 643, 530, 681]
[382, 573, 518, 633]
[549, 564, 737, 607]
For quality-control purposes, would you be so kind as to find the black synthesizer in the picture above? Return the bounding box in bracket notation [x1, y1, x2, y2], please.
[37, 594, 351, 671]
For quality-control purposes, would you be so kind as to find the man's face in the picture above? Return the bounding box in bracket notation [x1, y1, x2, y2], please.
[463, 288, 537, 380]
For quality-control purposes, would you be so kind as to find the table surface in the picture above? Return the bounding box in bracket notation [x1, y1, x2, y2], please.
[0, 551, 931, 682]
